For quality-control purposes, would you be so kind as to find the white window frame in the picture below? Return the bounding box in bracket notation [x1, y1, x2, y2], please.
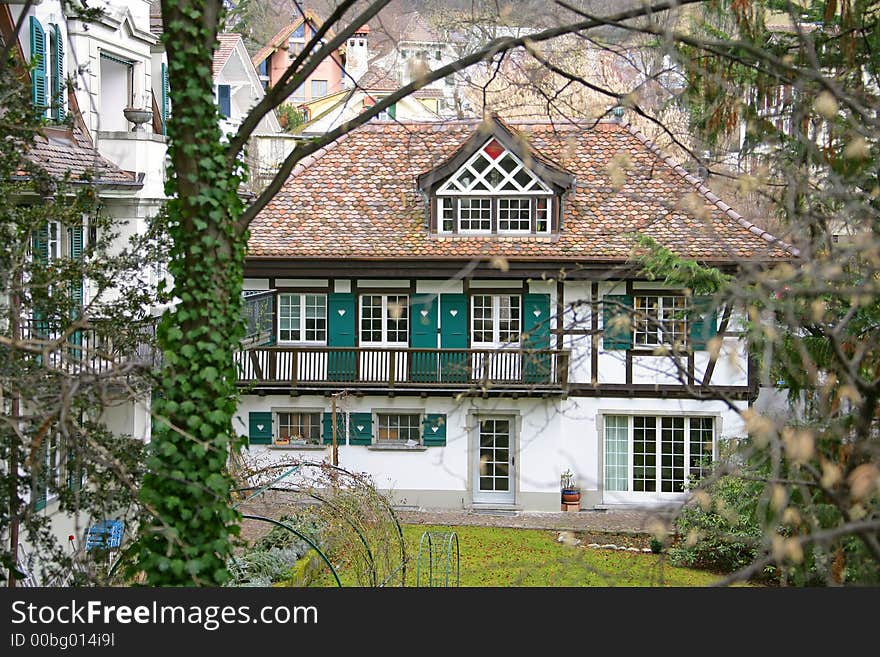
[275, 410, 322, 445]
[633, 294, 688, 347]
[497, 198, 531, 233]
[437, 138, 554, 195]
[277, 293, 327, 344]
[436, 197, 553, 235]
[471, 294, 521, 347]
[457, 197, 492, 234]
[602, 414, 716, 498]
[375, 412, 422, 445]
[359, 294, 409, 346]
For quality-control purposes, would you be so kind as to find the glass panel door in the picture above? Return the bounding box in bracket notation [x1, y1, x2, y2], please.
[474, 418, 515, 503]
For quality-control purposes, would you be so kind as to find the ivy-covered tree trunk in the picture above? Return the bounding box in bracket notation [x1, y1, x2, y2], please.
[135, 0, 246, 586]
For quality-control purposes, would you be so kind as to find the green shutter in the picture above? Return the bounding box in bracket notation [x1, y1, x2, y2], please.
[30, 17, 47, 112]
[31, 225, 50, 342]
[161, 62, 170, 135]
[410, 294, 438, 382]
[523, 293, 551, 384]
[348, 412, 372, 445]
[68, 225, 84, 357]
[248, 411, 273, 445]
[602, 294, 632, 350]
[51, 24, 64, 122]
[387, 103, 396, 119]
[322, 412, 346, 445]
[689, 296, 718, 350]
[32, 438, 49, 511]
[32, 224, 49, 263]
[68, 224, 84, 305]
[422, 414, 447, 446]
[327, 292, 356, 381]
[439, 293, 467, 383]
[67, 447, 82, 493]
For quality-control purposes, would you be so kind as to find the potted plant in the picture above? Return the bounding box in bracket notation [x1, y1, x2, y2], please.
[560, 469, 581, 504]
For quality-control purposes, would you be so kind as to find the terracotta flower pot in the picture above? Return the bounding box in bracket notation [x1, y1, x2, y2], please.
[561, 489, 581, 504]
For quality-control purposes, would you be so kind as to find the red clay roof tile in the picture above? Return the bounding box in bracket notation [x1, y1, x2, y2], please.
[247, 119, 792, 263]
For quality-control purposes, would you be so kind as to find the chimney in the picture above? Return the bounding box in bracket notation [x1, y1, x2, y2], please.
[343, 23, 370, 88]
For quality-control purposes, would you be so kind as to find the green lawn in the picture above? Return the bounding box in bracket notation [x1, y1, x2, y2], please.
[291, 524, 733, 587]
[401, 525, 724, 587]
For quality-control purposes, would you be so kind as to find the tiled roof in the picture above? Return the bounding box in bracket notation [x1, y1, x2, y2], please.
[357, 64, 444, 99]
[21, 124, 139, 186]
[396, 12, 442, 44]
[248, 120, 793, 263]
[357, 64, 399, 91]
[214, 33, 242, 78]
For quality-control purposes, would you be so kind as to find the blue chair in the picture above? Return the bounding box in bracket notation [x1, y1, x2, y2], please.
[84, 520, 124, 550]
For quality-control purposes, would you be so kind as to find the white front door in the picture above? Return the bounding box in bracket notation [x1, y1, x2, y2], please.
[474, 417, 515, 504]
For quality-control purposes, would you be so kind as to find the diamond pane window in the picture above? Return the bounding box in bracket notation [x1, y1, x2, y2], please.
[484, 139, 504, 159]
[437, 138, 552, 195]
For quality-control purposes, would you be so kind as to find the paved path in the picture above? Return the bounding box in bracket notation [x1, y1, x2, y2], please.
[393, 508, 677, 534]
[237, 490, 679, 542]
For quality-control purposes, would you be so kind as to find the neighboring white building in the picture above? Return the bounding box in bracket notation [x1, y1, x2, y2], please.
[5, 0, 167, 574]
[213, 32, 281, 138]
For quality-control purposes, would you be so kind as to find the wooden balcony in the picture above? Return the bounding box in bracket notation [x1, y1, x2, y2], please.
[235, 347, 570, 394]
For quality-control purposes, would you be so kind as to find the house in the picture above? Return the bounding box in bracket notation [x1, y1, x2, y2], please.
[213, 32, 281, 137]
[234, 115, 791, 511]
[251, 10, 352, 105]
[3, 0, 167, 575]
[291, 64, 451, 138]
[211, 32, 286, 187]
[367, 11, 464, 117]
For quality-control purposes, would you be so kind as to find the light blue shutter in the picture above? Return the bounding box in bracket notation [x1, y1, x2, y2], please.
[30, 17, 47, 113]
[51, 24, 65, 122]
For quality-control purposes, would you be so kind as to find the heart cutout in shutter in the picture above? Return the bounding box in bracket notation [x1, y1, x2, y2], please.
[431, 426, 439, 433]
[356, 425, 365, 432]
[420, 309, 429, 318]
[256, 424, 265, 432]
[338, 308, 346, 316]
[533, 309, 542, 317]
[449, 309, 458, 317]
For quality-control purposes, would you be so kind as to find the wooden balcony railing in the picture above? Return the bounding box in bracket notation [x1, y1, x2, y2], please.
[235, 347, 570, 392]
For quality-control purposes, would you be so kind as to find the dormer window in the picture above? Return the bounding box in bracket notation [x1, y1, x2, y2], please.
[418, 118, 575, 238]
[433, 138, 555, 235]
